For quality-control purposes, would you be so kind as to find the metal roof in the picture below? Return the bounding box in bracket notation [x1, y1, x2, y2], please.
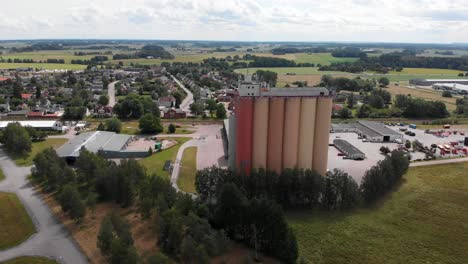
[334, 139, 365, 158]
[0, 120, 59, 128]
[261, 87, 331, 97]
[56, 131, 132, 158]
[358, 121, 402, 137]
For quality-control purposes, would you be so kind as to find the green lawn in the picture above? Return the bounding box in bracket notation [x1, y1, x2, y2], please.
[0, 192, 36, 250]
[0, 256, 57, 264]
[287, 162, 468, 264]
[119, 121, 195, 135]
[12, 138, 68, 167]
[138, 137, 191, 179]
[0, 63, 86, 70]
[177, 147, 198, 193]
[0, 168, 4, 182]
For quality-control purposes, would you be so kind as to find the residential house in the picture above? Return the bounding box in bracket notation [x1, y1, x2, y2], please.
[163, 108, 186, 119]
[158, 96, 176, 108]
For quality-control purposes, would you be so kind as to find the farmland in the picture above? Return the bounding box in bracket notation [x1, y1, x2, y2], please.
[386, 85, 459, 111]
[0, 63, 86, 71]
[0, 192, 36, 250]
[288, 162, 468, 264]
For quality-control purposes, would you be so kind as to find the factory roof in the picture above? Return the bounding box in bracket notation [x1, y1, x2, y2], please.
[56, 131, 132, 158]
[261, 87, 331, 97]
[434, 83, 468, 92]
[0, 120, 59, 128]
[358, 120, 401, 136]
[333, 139, 365, 158]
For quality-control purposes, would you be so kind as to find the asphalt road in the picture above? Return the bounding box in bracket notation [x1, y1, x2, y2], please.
[107, 81, 119, 107]
[171, 75, 193, 113]
[0, 149, 88, 264]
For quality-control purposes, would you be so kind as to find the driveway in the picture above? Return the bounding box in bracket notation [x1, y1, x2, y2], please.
[107, 81, 119, 107]
[0, 149, 88, 264]
[171, 75, 193, 113]
[169, 124, 227, 193]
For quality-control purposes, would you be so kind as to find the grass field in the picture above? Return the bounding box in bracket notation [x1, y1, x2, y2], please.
[0, 168, 4, 182]
[12, 138, 68, 167]
[386, 85, 458, 111]
[0, 257, 57, 264]
[177, 147, 197, 193]
[0, 192, 36, 250]
[287, 162, 468, 264]
[138, 137, 191, 179]
[119, 121, 195, 135]
[0, 63, 86, 70]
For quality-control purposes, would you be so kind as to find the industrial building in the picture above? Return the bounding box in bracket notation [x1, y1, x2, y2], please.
[56, 131, 148, 161]
[410, 79, 468, 86]
[0, 120, 63, 131]
[331, 121, 403, 142]
[432, 83, 468, 94]
[227, 78, 333, 176]
[333, 139, 366, 160]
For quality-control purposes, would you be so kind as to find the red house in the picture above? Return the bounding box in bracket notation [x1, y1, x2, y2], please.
[163, 108, 186, 119]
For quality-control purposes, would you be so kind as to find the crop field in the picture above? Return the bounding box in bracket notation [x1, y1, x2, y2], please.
[0, 63, 86, 71]
[1, 50, 95, 64]
[386, 67, 466, 75]
[386, 85, 458, 111]
[288, 162, 468, 264]
[0, 192, 36, 250]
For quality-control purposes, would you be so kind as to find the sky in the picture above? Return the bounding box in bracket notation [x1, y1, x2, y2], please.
[1, 0, 468, 43]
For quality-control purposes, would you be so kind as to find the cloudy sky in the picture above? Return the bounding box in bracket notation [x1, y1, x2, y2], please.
[1, 0, 468, 43]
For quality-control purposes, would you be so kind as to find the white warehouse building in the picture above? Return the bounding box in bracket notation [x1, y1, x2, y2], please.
[0, 121, 63, 131]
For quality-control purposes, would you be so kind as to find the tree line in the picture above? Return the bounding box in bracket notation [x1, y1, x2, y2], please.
[319, 50, 468, 73]
[0, 123, 48, 156]
[0, 58, 65, 64]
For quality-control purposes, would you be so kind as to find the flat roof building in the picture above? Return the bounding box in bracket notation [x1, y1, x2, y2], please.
[332, 121, 403, 142]
[410, 79, 468, 86]
[0, 120, 62, 131]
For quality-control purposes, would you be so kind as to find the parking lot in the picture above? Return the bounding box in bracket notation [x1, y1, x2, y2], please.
[328, 124, 468, 183]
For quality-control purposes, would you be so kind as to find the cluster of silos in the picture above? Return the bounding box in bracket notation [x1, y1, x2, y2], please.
[235, 96, 332, 176]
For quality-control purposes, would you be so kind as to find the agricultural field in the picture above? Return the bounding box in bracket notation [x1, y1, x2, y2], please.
[1, 50, 95, 64]
[177, 146, 198, 193]
[288, 162, 468, 264]
[0, 257, 57, 264]
[386, 85, 458, 111]
[0, 192, 36, 250]
[12, 138, 68, 167]
[0, 63, 86, 71]
[138, 137, 191, 179]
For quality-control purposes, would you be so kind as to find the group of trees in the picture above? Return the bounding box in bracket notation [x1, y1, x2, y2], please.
[255, 70, 278, 86]
[139, 113, 163, 134]
[320, 75, 375, 92]
[113, 45, 175, 60]
[97, 118, 122, 133]
[360, 150, 410, 203]
[0, 58, 66, 64]
[271, 47, 328, 55]
[455, 98, 468, 116]
[189, 99, 226, 119]
[63, 106, 87, 120]
[71, 56, 109, 65]
[319, 51, 468, 73]
[97, 213, 139, 264]
[394, 94, 449, 118]
[331, 47, 367, 58]
[0, 123, 48, 155]
[113, 93, 160, 119]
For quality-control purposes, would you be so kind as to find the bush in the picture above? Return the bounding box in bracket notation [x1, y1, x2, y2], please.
[105, 118, 122, 133]
[168, 123, 176, 134]
[442, 91, 452, 98]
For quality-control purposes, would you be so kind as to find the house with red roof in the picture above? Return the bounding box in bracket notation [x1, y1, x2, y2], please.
[21, 93, 33, 100]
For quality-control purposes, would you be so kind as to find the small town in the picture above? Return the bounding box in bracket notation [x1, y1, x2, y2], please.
[0, 1, 468, 264]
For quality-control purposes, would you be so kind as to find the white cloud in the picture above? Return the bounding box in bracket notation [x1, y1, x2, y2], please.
[0, 0, 468, 42]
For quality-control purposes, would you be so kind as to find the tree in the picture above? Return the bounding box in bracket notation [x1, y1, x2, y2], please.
[205, 99, 217, 117]
[172, 91, 184, 108]
[98, 216, 114, 255]
[338, 107, 352, 119]
[405, 140, 411, 149]
[139, 113, 163, 134]
[98, 95, 109, 105]
[168, 123, 176, 134]
[378, 77, 390, 87]
[1, 122, 31, 155]
[97, 122, 105, 131]
[190, 102, 205, 116]
[57, 184, 86, 222]
[442, 91, 452, 98]
[380, 146, 391, 155]
[215, 103, 227, 119]
[356, 104, 371, 118]
[346, 94, 355, 109]
[105, 118, 122, 133]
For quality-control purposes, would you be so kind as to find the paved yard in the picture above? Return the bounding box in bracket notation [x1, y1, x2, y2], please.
[328, 124, 468, 183]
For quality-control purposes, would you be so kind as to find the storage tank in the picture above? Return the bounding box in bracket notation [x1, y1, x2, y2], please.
[252, 98, 269, 169]
[267, 97, 285, 173]
[282, 98, 301, 169]
[297, 98, 317, 170]
[312, 97, 333, 176]
[235, 98, 254, 175]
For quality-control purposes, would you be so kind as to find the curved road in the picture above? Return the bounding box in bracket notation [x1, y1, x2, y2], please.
[171, 75, 193, 113]
[107, 81, 119, 107]
[0, 150, 88, 264]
